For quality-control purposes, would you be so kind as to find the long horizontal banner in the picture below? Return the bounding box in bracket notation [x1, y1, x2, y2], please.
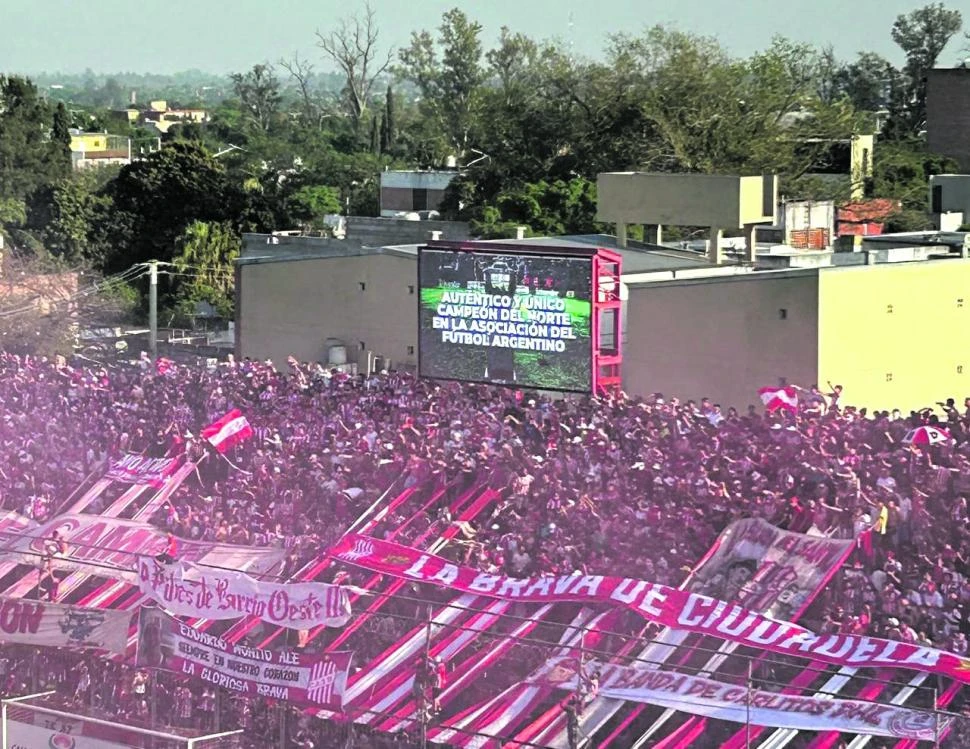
[5, 515, 286, 583]
[136, 608, 352, 710]
[137, 560, 351, 630]
[332, 533, 970, 684]
[0, 596, 130, 653]
[540, 658, 941, 740]
[106, 453, 178, 487]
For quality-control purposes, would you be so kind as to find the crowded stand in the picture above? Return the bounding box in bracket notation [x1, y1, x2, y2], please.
[3, 349, 970, 747]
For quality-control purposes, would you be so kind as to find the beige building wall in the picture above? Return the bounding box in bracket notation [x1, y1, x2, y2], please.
[237, 253, 418, 369]
[623, 271, 820, 409]
[817, 260, 970, 413]
[597, 173, 776, 229]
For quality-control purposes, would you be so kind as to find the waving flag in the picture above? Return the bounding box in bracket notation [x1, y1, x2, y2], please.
[201, 409, 253, 453]
[758, 386, 798, 413]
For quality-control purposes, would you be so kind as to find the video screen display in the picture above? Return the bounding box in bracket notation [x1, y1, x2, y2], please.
[418, 248, 593, 392]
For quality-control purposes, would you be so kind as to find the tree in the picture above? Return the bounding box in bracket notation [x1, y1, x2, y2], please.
[286, 185, 341, 231]
[101, 142, 235, 274]
[398, 8, 487, 156]
[891, 3, 963, 132]
[26, 177, 113, 263]
[832, 52, 897, 113]
[280, 52, 324, 128]
[171, 220, 240, 321]
[230, 64, 282, 134]
[369, 111, 381, 154]
[0, 76, 58, 199]
[0, 253, 137, 357]
[316, 2, 393, 130]
[472, 177, 599, 238]
[50, 102, 73, 178]
[871, 139, 957, 229]
[380, 85, 395, 153]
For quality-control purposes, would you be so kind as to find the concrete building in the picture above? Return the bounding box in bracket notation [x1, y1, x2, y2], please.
[380, 171, 458, 217]
[235, 233, 725, 371]
[929, 174, 970, 230]
[624, 256, 970, 414]
[238, 230, 970, 413]
[927, 67, 970, 172]
[237, 237, 420, 369]
[596, 172, 778, 263]
[69, 131, 132, 170]
[110, 100, 210, 135]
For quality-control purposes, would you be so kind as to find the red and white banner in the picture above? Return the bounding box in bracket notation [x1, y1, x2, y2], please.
[686, 518, 854, 620]
[8, 514, 285, 583]
[539, 658, 941, 740]
[201, 409, 253, 453]
[105, 453, 178, 487]
[136, 608, 352, 709]
[137, 559, 351, 630]
[759, 385, 798, 413]
[332, 533, 970, 684]
[0, 596, 130, 653]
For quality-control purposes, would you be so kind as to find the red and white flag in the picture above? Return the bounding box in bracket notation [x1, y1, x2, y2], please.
[758, 386, 798, 413]
[201, 409, 254, 453]
[306, 651, 354, 710]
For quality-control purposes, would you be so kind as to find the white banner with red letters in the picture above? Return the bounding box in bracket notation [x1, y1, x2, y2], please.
[136, 607, 352, 709]
[136, 559, 351, 630]
[105, 453, 178, 487]
[0, 596, 130, 653]
[5, 514, 285, 583]
[539, 657, 942, 740]
[331, 533, 970, 684]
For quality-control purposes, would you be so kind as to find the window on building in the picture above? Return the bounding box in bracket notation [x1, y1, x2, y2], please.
[412, 189, 428, 212]
[932, 185, 943, 214]
[762, 175, 775, 217]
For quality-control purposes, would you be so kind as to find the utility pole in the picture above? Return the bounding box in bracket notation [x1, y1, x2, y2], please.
[148, 260, 158, 361]
[421, 604, 433, 749]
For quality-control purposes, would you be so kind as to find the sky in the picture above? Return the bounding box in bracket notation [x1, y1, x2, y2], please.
[2, 0, 968, 76]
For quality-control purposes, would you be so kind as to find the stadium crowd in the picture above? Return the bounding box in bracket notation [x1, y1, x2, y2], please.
[2, 350, 970, 746]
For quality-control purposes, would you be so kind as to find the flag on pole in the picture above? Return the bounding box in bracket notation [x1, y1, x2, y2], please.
[758, 386, 798, 413]
[201, 409, 254, 453]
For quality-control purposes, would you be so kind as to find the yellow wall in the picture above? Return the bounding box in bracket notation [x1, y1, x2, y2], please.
[238, 253, 418, 369]
[818, 260, 970, 412]
[850, 134, 874, 201]
[69, 133, 108, 152]
[624, 271, 820, 409]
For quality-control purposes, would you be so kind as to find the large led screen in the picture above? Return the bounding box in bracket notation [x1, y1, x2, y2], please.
[418, 248, 593, 392]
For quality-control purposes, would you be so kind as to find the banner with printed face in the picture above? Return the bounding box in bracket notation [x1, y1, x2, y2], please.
[136, 560, 351, 629]
[331, 533, 970, 684]
[136, 607, 352, 710]
[538, 658, 942, 740]
[105, 454, 178, 487]
[686, 518, 855, 620]
[3, 514, 285, 583]
[0, 596, 130, 653]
